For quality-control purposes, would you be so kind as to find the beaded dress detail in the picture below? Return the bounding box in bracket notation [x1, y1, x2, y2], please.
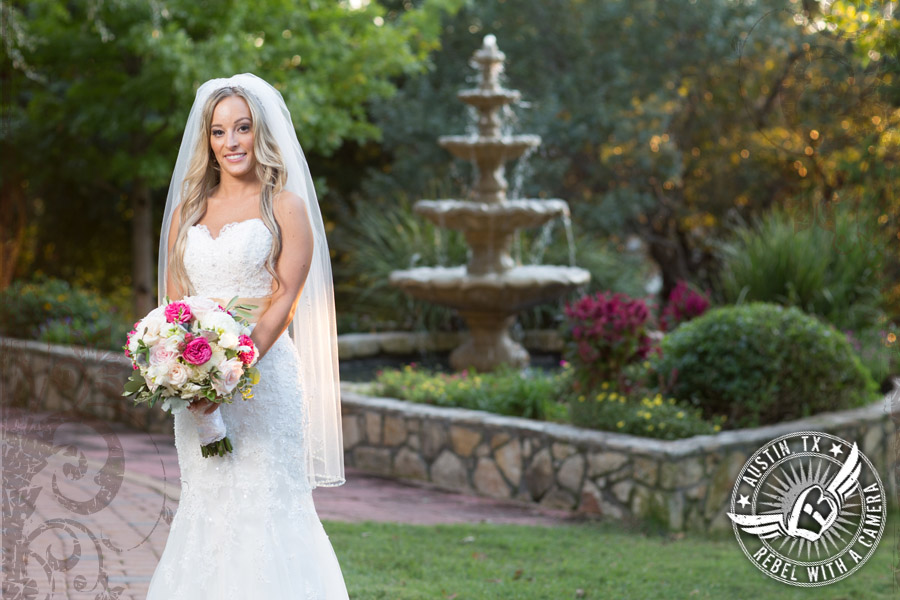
[146, 219, 349, 599]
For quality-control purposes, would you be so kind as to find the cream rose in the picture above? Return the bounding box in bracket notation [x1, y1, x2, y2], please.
[168, 362, 189, 387]
[212, 357, 243, 396]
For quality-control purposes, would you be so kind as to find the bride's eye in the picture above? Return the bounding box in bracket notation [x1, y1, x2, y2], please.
[239, 125, 251, 133]
[212, 129, 224, 137]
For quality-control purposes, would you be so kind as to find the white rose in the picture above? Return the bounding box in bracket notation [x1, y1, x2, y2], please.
[162, 334, 182, 353]
[143, 313, 167, 335]
[212, 357, 243, 396]
[201, 310, 239, 335]
[219, 330, 239, 350]
[147, 363, 170, 388]
[185, 296, 219, 321]
[168, 363, 189, 388]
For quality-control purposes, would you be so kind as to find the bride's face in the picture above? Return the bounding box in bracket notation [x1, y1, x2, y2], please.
[209, 95, 256, 179]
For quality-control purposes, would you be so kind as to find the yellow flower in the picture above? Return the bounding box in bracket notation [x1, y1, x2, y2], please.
[601, 382, 610, 390]
[643, 361, 650, 368]
[659, 422, 666, 428]
[714, 425, 721, 432]
[619, 397, 625, 404]
[668, 398, 675, 405]
[595, 393, 605, 402]
[578, 395, 586, 403]
[676, 411, 684, 419]
[646, 424, 654, 432]
[609, 392, 618, 400]
[616, 420, 625, 428]
[653, 397, 662, 406]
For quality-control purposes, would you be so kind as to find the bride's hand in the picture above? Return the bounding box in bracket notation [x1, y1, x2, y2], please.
[188, 398, 220, 415]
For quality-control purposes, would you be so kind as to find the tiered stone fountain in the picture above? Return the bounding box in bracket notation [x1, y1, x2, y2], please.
[390, 35, 590, 372]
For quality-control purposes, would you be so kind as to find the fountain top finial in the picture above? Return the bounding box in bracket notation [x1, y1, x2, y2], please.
[472, 34, 505, 91]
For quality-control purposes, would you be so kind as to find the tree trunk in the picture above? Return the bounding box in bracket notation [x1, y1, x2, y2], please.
[0, 175, 27, 291]
[131, 180, 154, 319]
[640, 202, 692, 304]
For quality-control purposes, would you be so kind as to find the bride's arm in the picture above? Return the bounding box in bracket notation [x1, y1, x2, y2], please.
[250, 191, 315, 361]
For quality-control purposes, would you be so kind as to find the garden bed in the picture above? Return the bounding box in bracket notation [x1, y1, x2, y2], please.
[1, 335, 897, 532]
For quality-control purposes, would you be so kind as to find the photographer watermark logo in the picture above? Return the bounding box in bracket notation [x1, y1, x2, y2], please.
[727, 431, 885, 587]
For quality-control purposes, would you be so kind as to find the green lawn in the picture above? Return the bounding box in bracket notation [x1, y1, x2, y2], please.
[326, 514, 900, 599]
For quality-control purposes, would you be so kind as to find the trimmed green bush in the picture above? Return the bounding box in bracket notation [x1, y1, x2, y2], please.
[656, 302, 880, 427]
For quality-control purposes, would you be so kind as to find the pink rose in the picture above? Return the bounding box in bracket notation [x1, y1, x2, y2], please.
[164, 302, 193, 324]
[182, 337, 212, 365]
[212, 357, 244, 396]
[237, 334, 257, 366]
[149, 343, 177, 366]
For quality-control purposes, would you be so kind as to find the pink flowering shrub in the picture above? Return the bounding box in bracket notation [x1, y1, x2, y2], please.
[562, 291, 656, 392]
[659, 280, 710, 332]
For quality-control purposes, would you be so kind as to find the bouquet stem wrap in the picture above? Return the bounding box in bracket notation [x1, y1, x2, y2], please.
[191, 408, 227, 445]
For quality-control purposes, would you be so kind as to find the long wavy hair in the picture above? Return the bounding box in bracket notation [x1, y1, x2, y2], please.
[167, 86, 287, 297]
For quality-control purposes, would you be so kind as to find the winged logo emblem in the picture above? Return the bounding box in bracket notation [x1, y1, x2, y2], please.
[727, 443, 861, 542]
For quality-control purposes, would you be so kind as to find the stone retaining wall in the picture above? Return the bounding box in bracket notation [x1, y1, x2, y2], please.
[2, 337, 897, 531]
[340, 388, 899, 531]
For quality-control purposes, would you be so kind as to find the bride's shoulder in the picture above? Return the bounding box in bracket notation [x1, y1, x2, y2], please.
[273, 190, 310, 223]
[272, 190, 313, 243]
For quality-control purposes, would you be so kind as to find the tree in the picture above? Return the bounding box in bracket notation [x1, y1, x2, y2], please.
[353, 0, 898, 314]
[2, 0, 461, 317]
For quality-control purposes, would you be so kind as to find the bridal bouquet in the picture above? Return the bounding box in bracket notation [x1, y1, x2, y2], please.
[122, 296, 260, 457]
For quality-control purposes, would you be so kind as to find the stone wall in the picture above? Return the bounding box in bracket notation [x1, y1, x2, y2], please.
[2, 336, 898, 531]
[340, 388, 899, 531]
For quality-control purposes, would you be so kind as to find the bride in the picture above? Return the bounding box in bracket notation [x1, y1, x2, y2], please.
[146, 74, 349, 599]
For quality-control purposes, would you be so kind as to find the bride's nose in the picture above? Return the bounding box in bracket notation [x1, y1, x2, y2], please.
[226, 130, 240, 148]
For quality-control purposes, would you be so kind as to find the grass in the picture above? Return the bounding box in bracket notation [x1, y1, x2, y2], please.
[325, 513, 900, 599]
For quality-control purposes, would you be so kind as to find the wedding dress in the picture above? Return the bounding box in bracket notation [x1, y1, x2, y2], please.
[145, 218, 349, 599]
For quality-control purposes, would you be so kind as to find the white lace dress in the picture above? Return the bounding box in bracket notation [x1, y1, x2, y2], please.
[146, 219, 349, 599]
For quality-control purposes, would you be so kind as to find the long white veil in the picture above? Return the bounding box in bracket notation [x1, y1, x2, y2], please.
[157, 73, 344, 488]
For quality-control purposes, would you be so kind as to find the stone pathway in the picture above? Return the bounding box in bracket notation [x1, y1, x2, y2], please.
[2, 408, 585, 599]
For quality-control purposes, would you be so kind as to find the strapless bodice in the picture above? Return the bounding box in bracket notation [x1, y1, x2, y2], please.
[184, 218, 274, 298]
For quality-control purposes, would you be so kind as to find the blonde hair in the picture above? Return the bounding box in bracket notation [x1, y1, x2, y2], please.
[168, 86, 287, 296]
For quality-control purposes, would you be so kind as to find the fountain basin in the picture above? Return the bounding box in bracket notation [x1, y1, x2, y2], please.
[457, 88, 521, 110]
[415, 199, 569, 233]
[389, 264, 590, 313]
[439, 134, 540, 164]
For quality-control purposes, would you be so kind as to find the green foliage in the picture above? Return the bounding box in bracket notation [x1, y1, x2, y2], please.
[567, 375, 720, 441]
[715, 206, 886, 334]
[374, 361, 724, 440]
[656, 302, 880, 428]
[374, 364, 565, 421]
[331, 193, 468, 332]
[4, 0, 463, 290]
[0, 278, 130, 349]
[354, 0, 900, 307]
